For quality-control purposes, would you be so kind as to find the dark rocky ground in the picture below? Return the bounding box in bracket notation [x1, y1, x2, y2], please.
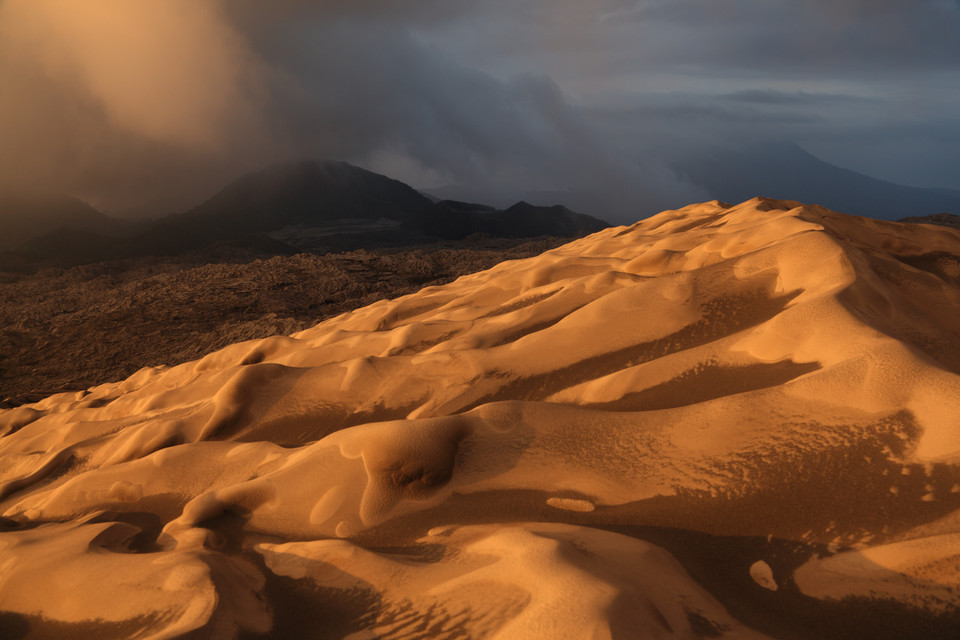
[900, 213, 960, 230]
[0, 236, 569, 407]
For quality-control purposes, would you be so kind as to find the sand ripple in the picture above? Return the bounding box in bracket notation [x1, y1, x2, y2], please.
[3, 198, 960, 638]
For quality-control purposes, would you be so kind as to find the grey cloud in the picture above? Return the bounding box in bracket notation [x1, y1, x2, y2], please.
[0, 0, 956, 224]
[0, 1, 709, 221]
[0, 0, 274, 215]
[601, 0, 960, 75]
[254, 21, 705, 220]
[719, 90, 873, 106]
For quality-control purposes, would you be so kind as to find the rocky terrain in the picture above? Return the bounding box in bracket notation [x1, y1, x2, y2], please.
[0, 237, 568, 407]
[900, 213, 960, 231]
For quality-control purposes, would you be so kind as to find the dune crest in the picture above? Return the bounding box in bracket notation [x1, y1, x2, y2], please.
[3, 198, 960, 638]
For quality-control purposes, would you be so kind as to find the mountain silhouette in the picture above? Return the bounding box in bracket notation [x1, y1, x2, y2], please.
[9, 160, 610, 263]
[680, 142, 960, 220]
[0, 189, 122, 252]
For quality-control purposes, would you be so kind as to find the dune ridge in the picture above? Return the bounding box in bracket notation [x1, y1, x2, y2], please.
[3, 198, 960, 638]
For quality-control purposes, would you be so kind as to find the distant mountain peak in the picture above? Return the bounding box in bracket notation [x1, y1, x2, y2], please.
[0, 189, 118, 251]
[30, 160, 609, 262]
[190, 159, 434, 225]
[506, 200, 576, 215]
[679, 141, 960, 220]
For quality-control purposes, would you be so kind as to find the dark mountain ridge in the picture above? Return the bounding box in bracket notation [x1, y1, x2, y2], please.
[0, 189, 125, 252]
[680, 142, 960, 221]
[2, 160, 609, 268]
[182, 160, 434, 229]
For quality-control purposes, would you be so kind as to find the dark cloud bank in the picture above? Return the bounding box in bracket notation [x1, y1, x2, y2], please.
[1, 0, 958, 223]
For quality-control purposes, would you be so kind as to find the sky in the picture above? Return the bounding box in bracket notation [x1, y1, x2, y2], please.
[1, 0, 958, 222]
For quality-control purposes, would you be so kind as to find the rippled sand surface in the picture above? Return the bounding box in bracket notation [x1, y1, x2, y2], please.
[4, 198, 960, 638]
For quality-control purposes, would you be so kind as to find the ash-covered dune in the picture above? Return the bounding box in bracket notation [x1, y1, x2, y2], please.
[3, 198, 960, 639]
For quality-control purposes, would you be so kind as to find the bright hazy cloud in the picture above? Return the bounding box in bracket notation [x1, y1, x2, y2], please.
[0, 0, 263, 149]
[0, 0, 957, 219]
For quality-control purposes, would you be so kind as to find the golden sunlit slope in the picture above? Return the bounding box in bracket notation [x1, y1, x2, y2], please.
[3, 198, 960, 639]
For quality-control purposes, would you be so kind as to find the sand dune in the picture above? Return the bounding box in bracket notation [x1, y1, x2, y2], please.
[3, 198, 960, 638]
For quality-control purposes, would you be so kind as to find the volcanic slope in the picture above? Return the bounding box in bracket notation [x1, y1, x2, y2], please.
[3, 198, 960, 639]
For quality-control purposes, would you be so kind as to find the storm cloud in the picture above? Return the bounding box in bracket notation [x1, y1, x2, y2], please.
[1, 0, 957, 221]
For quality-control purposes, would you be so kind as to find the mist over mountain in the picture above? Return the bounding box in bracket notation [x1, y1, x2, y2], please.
[0, 190, 125, 252]
[429, 143, 960, 223]
[4, 146, 958, 272]
[678, 142, 960, 221]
